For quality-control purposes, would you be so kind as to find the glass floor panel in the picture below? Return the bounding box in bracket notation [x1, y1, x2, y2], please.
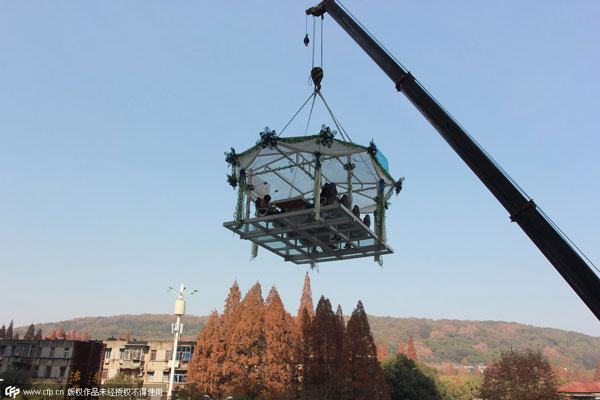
[223, 203, 393, 265]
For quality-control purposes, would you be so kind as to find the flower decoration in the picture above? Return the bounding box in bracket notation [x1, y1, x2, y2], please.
[367, 140, 377, 157]
[227, 173, 238, 188]
[316, 125, 336, 148]
[394, 178, 404, 195]
[258, 127, 278, 149]
[224, 147, 239, 167]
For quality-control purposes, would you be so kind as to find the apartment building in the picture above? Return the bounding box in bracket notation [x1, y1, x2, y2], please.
[0, 339, 104, 387]
[102, 339, 195, 393]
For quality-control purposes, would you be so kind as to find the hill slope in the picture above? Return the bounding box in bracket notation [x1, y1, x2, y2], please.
[14, 314, 600, 372]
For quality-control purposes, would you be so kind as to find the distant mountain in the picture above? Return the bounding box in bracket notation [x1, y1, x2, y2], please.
[14, 314, 600, 373]
[367, 317, 600, 373]
[14, 314, 208, 341]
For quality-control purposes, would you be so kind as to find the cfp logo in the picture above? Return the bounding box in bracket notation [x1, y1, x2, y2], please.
[4, 386, 20, 399]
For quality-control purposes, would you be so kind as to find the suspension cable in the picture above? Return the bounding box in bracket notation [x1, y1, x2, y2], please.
[316, 90, 351, 142]
[278, 91, 317, 137]
[304, 92, 318, 136]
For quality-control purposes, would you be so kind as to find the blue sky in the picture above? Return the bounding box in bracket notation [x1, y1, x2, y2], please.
[1, 1, 599, 337]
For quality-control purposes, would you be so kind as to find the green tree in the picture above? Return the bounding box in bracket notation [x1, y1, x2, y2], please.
[383, 355, 443, 400]
[0, 367, 32, 396]
[480, 349, 559, 400]
[27, 380, 64, 400]
[439, 375, 482, 400]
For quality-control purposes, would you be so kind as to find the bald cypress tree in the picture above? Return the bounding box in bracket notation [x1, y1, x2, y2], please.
[0, 324, 5, 339]
[296, 306, 312, 397]
[406, 333, 419, 362]
[189, 311, 223, 397]
[220, 280, 242, 394]
[6, 321, 13, 340]
[24, 324, 35, 340]
[397, 341, 405, 356]
[223, 280, 242, 324]
[334, 304, 352, 400]
[298, 272, 315, 319]
[225, 282, 265, 398]
[381, 339, 389, 359]
[303, 296, 342, 400]
[35, 329, 43, 340]
[346, 301, 389, 400]
[262, 286, 296, 400]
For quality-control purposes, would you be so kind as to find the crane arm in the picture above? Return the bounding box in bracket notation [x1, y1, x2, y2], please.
[307, 0, 600, 321]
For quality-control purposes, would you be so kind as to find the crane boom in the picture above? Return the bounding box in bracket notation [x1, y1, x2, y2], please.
[307, 0, 600, 321]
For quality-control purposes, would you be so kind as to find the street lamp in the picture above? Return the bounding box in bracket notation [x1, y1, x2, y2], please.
[166, 284, 197, 400]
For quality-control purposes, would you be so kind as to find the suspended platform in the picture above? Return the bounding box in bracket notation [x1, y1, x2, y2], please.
[224, 202, 393, 264]
[224, 126, 403, 266]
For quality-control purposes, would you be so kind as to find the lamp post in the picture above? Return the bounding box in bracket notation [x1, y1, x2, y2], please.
[167, 284, 197, 400]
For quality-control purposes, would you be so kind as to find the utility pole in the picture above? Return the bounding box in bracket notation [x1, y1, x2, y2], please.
[167, 284, 197, 400]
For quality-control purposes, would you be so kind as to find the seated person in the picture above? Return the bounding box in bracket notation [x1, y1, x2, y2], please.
[256, 195, 279, 216]
[319, 182, 338, 206]
[340, 194, 349, 208]
[326, 182, 337, 205]
[363, 214, 371, 228]
[352, 205, 360, 218]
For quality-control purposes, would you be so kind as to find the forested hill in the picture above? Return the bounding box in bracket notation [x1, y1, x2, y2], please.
[14, 314, 600, 372]
[367, 317, 600, 373]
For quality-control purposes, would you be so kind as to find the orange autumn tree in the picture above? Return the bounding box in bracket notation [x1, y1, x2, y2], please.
[298, 272, 315, 319]
[224, 282, 265, 398]
[381, 339, 389, 359]
[346, 301, 390, 400]
[219, 280, 242, 392]
[406, 333, 419, 362]
[188, 279, 391, 400]
[446, 362, 456, 376]
[397, 341, 405, 356]
[188, 311, 222, 396]
[262, 286, 297, 400]
[296, 307, 312, 392]
[189, 280, 241, 398]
